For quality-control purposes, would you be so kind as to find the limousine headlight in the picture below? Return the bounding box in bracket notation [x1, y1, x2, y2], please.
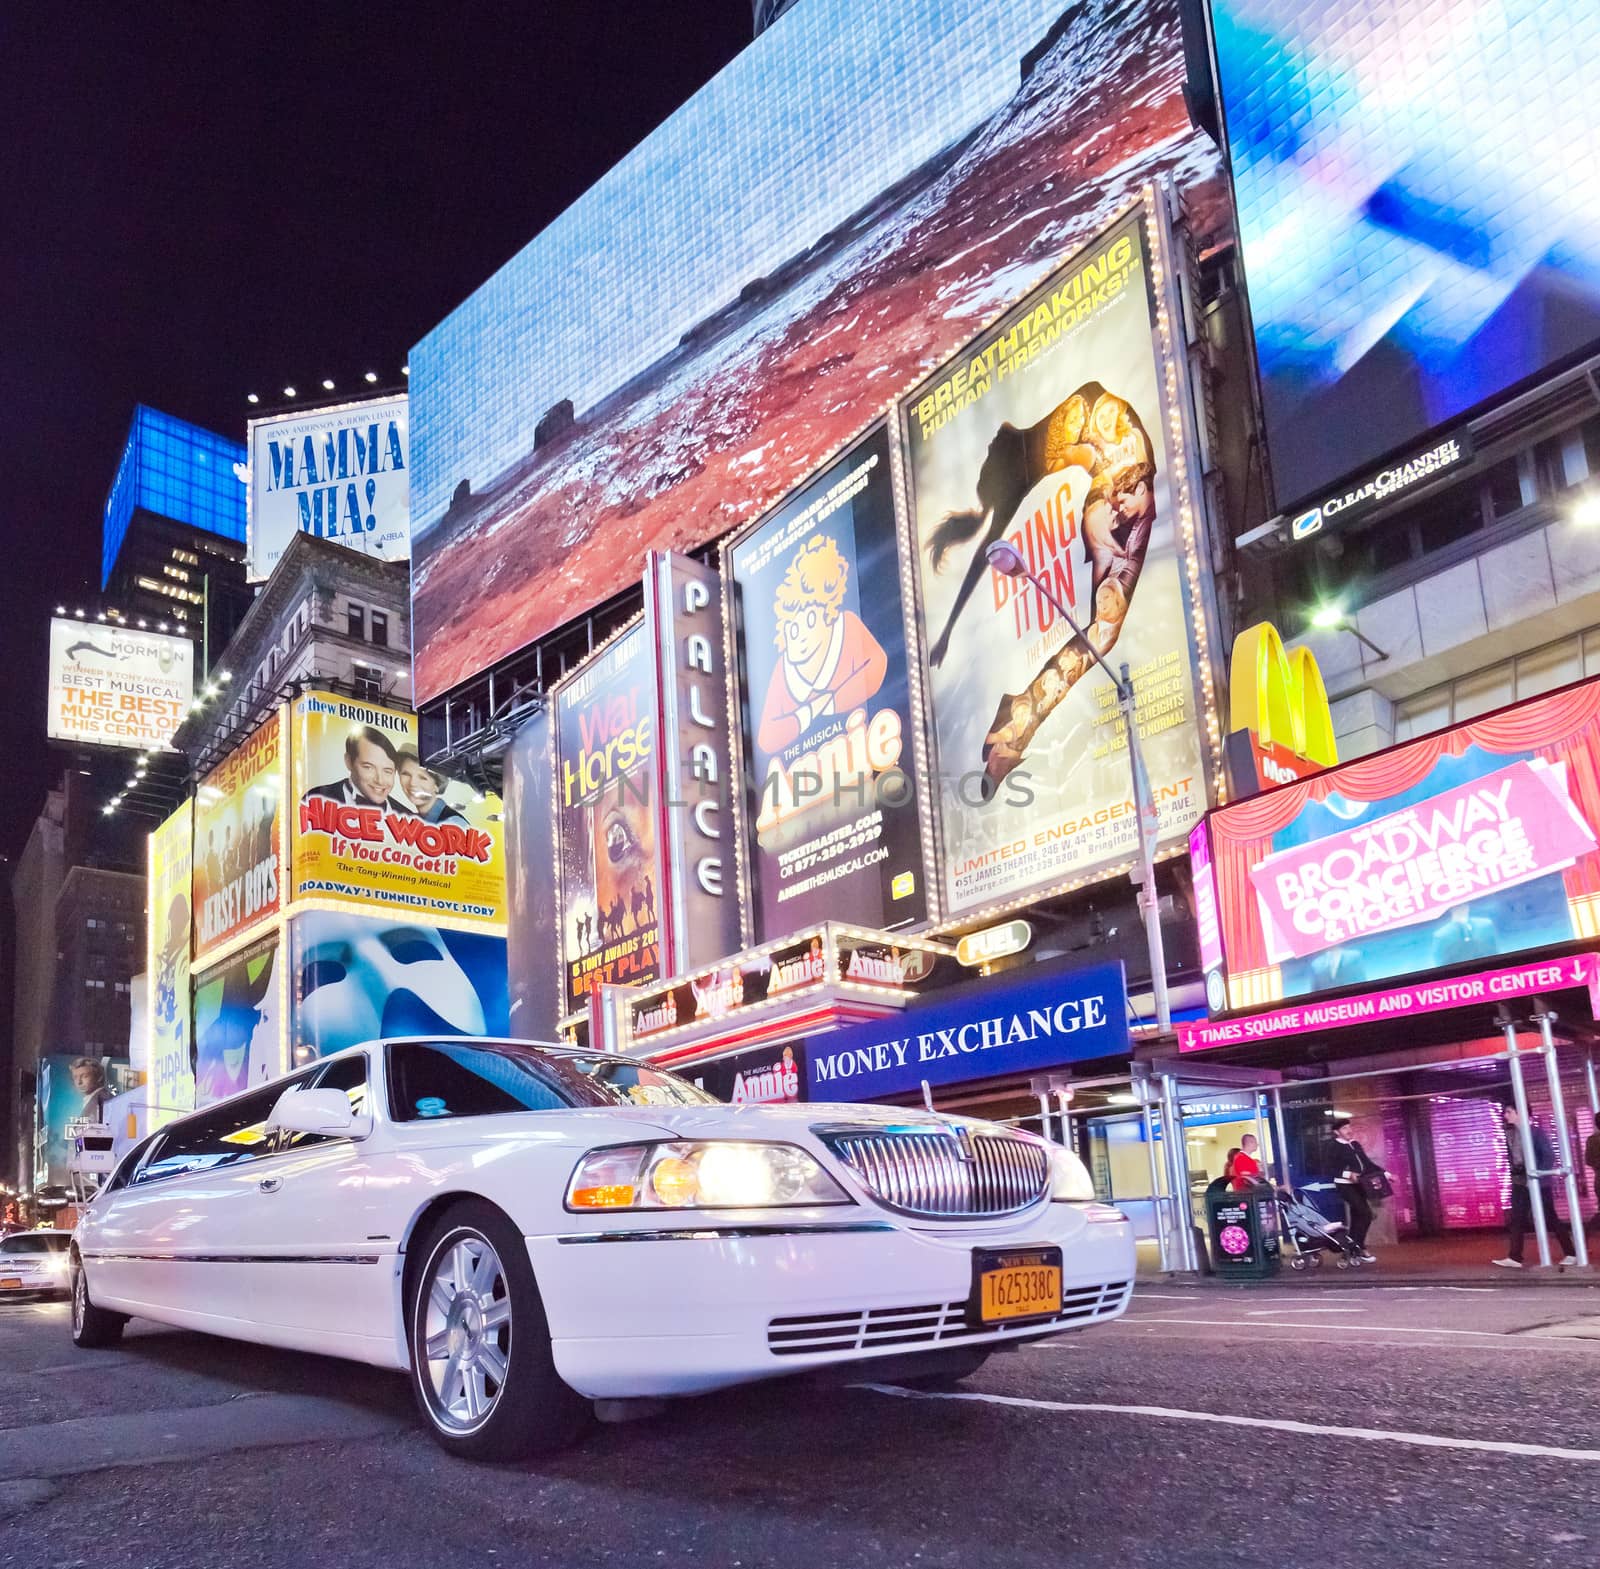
[566, 1141, 851, 1211]
[1048, 1145, 1097, 1203]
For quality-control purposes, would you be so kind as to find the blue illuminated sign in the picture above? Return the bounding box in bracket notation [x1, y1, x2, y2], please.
[806, 959, 1129, 1101]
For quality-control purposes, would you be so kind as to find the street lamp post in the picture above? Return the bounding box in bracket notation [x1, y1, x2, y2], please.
[983, 541, 1171, 1032]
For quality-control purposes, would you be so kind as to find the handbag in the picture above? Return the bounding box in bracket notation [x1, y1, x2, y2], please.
[1359, 1168, 1393, 1200]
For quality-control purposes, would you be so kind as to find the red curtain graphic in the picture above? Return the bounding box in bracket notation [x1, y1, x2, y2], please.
[1210, 681, 1600, 973]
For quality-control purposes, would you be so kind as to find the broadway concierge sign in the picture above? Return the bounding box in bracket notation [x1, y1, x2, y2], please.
[1200, 680, 1600, 1014]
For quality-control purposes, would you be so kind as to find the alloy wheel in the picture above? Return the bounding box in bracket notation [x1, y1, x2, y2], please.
[72, 1267, 85, 1333]
[418, 1232, 514, 1434]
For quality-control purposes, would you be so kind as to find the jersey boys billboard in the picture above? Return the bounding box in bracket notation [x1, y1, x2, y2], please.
[1200, 679, 1600, 1013]
[290, 691, 504, 927]
[46, 619, 194, 753]
[905, 208, 1211, 917]
[193, 714, 283, 963]
[248, 394, 409, 580]
[727, 425, 929, 939]
[552, 624, 663, 1009]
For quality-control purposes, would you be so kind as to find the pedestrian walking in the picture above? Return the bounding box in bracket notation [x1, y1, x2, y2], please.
[1325, 1117, 1385, 1264]
[1491, 1104, 1578, 1268]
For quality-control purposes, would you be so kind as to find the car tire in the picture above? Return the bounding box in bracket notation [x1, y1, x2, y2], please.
[406, 1200, 588, 1460]
[70, 1260, 126, 1349]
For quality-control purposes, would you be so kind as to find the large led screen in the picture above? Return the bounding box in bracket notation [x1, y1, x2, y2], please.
[408, 0, 1224, 707]
[1212, 0, 1600, 508]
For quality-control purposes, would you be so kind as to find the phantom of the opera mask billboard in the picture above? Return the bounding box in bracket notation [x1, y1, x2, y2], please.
[290, 690, 505, 927]
[905, 205, 1213, 918]
[289, 910, 508, 1059]
[147, 801, 195, 1127]
[727, 424, 930, 938]
[1200, 679, 1600, 1013]
[194, 714, 283, 963]
[193, 941, 283, 1106]
[552, 624, 663, 1009]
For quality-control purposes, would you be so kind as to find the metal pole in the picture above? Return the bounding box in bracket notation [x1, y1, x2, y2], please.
[1055, 1089, 1072, 1150]
[1533, 1009, 1588, 1268]
[1158, 1073, 1199, 1272]
[1141, 1088, 1171, 1273]
[1585, 1050, 1599, 1117]
[1038, 1092, 1053, 1145]
[1121, 666, 1171, 1033]
[1502, 1019, 1551, 1268]
[996, 547, 1170, 1036]
[1271, 1087, 1292, 1193]
[1252, 1092, 1269, 1184]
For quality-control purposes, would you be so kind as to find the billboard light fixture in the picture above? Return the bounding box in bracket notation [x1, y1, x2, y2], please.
[364, 371, 378, 383]
[322, 378, 335, 391]
[246, 393, 260, 405]
[54, 604, 64, 614]
[1573, 491, 1600, 529]
[401, 364, 409, 376]
[1308, 601, 1387, 659]
[283, 386, 296, 398]
[218, 671, 232, 683]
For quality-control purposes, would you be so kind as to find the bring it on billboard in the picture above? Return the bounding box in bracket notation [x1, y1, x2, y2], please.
[903, 204, 1213, 918]
[47, 618, 194, 753]
[247, 394, 409, 581]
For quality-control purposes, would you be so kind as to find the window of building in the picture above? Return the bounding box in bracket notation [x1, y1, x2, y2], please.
[347, 604, 365, 640]
[370, 609, 388, 647]
[352, 662, 383, 700]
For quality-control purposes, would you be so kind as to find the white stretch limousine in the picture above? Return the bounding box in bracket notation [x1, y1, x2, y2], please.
[72, 1039, 1134, 1458]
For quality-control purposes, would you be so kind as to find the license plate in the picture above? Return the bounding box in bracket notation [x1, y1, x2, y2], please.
[971, 1246, 1062, 1325]
[0, 1278, 23, 1289]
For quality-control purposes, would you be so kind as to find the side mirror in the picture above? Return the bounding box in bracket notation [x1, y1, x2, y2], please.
[267, 1087, 366, 1139]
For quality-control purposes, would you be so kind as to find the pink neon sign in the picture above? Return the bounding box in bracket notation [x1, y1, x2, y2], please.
[1176, 951, 1599, 1054]
[1248, 760, 1595, 964]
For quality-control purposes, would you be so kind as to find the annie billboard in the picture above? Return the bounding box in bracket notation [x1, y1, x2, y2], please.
[727, 425, 929, 938]
[904, 206, 1213, 917]
[1201, 680, 1600, 1013]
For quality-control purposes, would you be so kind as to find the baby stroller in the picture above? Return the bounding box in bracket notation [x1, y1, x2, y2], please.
[1275, 1185, 1368, 1269]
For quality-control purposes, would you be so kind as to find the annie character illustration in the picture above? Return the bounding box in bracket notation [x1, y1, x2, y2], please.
[756, 534, 888, 755]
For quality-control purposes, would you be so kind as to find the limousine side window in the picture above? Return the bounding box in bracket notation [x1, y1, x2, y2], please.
[389, 1041, 568, 1122]
[132, 1085, 282, 1184]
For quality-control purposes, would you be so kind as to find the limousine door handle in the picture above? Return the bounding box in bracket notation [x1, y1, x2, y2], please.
[259, 1176, 283, 1194]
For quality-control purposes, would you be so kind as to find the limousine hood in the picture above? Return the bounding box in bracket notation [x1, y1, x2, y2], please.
[625, 1100, 1003, 1140]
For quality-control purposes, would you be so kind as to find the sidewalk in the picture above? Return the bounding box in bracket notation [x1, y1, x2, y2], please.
[1137, 1230, 1600, 1288]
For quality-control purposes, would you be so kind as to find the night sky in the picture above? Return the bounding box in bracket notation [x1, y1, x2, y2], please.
[0, 2, 751, 861]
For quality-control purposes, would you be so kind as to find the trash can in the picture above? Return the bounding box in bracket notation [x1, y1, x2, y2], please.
[1206, 1186, 1281, 1280]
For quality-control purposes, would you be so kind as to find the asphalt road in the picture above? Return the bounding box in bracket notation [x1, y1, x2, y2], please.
[2, 1281, 1598, 1568]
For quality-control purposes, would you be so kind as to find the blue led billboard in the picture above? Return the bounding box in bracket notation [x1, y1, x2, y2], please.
[1211, 0, 1600, 510]
[102, 405, 247, 587]
[408, 0, 1225, 704]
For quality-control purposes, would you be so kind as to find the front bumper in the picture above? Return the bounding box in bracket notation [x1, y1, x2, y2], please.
[531, 1205, 1134, 1399]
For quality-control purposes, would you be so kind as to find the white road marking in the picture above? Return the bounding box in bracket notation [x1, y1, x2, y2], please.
[1244, 1307, 1363, 1315]
[1123, 1315, 1517, 1338]
[1032, 1331, 1570, 1354]
[860, 1384, 1600, 1463]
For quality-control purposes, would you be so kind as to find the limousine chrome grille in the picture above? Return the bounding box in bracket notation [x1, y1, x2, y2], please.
[815, 1124, 1050, 1219]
